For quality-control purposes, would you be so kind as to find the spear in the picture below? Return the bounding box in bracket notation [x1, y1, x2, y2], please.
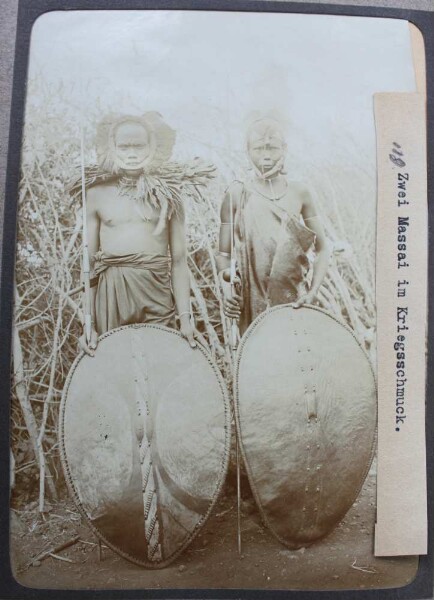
[80, 128, 92, 344]
[229, 189, 242, 555]
[232, 284, 242, 557]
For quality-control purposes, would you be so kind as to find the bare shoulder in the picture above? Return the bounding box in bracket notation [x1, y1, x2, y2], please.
[86, 182, 114, 211]
[222, 180, 244, 211]
[288, 179, 316, 209]
[226, 179, 245, 195]
[170, 201, 186, 224]
[286, 179, 313, 198]
[86, 184, 102, 203]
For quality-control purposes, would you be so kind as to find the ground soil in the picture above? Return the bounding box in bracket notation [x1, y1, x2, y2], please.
[10, 465, 418, 592]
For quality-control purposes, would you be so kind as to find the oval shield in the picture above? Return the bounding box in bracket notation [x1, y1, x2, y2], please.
[59, 324, 230, 568]
[235, 305, 376, 549]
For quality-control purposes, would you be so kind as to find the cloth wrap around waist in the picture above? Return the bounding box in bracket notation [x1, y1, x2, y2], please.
[92, 251, 175, 335]
[234, 184, 316, 334]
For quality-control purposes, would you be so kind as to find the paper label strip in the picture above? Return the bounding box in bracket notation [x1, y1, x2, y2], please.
[374, 92, 427, 557]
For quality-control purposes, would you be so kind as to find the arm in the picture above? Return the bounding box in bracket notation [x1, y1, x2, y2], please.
[216, 184, 242, 319]
[79, 189, 99, 355]
[169, 207, 197, 348]
[216, 191, 232, 274]
[86, 189, 100, 323]
[295, 187, 330, 307]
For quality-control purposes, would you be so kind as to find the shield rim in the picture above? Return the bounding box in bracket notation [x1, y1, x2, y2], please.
[234, 304, 378, 550]
[58, 323, 231, 569]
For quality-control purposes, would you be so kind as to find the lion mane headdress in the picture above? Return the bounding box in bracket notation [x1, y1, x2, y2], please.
[68, 112, 215, 235]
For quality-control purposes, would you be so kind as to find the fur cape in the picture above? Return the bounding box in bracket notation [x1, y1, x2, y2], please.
[67, 159, 216, 235]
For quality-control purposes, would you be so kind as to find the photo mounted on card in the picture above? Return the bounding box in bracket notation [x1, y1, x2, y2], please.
[6, 5, 429, 594]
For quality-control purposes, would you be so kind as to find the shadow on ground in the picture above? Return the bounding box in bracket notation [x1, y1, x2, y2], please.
[10, 466, 418, 591]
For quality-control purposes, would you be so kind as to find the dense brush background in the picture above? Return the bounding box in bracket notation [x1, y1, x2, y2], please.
[11, 77, 376, 512]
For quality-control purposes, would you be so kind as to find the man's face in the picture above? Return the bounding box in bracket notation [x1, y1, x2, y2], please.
[248, 132, 285, 173]
[114, 122, 151, 172]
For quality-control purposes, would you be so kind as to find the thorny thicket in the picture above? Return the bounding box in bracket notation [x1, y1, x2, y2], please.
[11, 81, 376, 511]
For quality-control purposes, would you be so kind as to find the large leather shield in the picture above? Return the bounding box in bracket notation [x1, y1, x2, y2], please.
[235, 305, 376, 549]
[59, 324, 230, 568]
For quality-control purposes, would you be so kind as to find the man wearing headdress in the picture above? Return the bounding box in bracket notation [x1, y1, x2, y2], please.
[217, 116, 329, 333]
[67, 113, 218, 563]
[71, 112, 214, 354]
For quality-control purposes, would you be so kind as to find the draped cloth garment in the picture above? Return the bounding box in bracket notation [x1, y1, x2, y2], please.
[92, 251, 175, 334]
[233, 183, 316, 334]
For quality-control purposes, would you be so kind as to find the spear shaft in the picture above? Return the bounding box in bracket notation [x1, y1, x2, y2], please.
[80, 129, 92, 344]
[228, 189, 242, 555]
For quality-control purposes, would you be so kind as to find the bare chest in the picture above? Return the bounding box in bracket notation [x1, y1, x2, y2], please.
[275, 193, 303, 218]
[247, 186, 304, 218]
[97, 188, 160, 228]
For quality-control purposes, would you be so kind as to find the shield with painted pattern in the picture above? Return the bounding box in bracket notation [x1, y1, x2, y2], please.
[235, 305, 376, 549]
[59, 324, 230, 568]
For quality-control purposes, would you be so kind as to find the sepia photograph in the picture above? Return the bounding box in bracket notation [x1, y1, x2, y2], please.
[9, 8, 423, 591]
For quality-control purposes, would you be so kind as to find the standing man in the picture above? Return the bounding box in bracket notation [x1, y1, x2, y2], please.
[72, 112, 213, 353]
[67, 113, 218, 563]
[216, 116, 329, 332]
